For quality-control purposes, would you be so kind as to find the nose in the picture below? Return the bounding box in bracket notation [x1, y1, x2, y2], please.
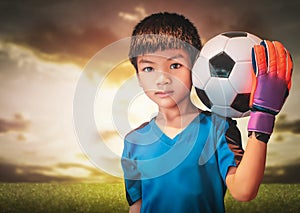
[156, 72, 171, 86]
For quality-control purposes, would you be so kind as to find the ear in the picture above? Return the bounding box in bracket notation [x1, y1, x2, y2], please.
[137, 74, 143, 87]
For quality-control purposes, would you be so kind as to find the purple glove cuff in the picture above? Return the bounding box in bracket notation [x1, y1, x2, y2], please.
[248, 111, 275, 135]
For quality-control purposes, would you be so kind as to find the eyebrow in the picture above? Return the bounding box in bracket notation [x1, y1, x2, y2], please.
[167, 54, 185, 61]
[138, 59, 154, 64]
[138, 54, 185, 64]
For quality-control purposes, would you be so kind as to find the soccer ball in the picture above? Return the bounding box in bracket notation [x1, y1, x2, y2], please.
[192, 31, 262, 118]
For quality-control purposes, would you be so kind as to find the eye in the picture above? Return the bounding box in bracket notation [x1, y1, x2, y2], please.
[170, 63, 182, 69]
[142, 67, 154, 72]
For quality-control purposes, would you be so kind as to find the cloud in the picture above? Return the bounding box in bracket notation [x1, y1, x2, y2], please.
[196, 2, 268, 42]
[55, 162, 103, 176]
[0, 1, 122, 66]
[263, 162, 300, 183]
[55, 162, 121, 180]
[11, 21, 118, 66]
[0, 160, 122, 183]
[274, 114, 300, 134]
[2, 158, 299, 183]
[0, 113, 30, 133]
[1, 0, 299, 67]
[17, 133, 26, 141]
[118, 7, 147, 22]
[100, 130, 120, 141]
[228, 10, 267, 38]
[0, 161, 73, 183]
[98, 60, 136, 86]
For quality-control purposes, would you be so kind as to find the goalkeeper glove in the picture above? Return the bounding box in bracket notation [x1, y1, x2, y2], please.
[248, 40, 293, 143]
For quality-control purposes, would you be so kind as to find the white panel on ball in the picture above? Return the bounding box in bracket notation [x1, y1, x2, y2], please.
[200, 35, 229, 59]
[192, 56, 211, 89]
[224, 37, 259, 61]
[229, 62, 253, 93]
[248, 33, 262, 44]
[205, 78, 236, 106]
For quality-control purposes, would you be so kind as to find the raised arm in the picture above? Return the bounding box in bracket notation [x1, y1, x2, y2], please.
[226, 40, 293, 201]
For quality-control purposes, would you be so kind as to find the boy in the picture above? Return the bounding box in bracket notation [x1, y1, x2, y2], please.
[121, 12, 293, 213]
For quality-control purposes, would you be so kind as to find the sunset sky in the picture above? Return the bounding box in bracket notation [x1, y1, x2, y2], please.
[0, 0, 299, 183]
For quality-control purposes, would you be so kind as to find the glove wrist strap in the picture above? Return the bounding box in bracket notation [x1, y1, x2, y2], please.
[248, 131, 270, 144]
[247, 111, 275, 135]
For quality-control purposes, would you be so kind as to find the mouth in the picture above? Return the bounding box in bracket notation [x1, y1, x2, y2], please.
[155, 90, 174, 98]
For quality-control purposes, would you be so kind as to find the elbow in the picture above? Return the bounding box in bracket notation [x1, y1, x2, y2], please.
[230, 188, 258, 202]
[235, 193, 257, 202]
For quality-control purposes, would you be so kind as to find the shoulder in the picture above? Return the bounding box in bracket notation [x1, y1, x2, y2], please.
[201, 111, 229, 130]
[201, 111, 241, 142]
[126, 121, 150, 136]
[124, 121, 151, 143]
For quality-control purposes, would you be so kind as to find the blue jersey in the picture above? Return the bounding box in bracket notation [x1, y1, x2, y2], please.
[122, 112, 241, 213]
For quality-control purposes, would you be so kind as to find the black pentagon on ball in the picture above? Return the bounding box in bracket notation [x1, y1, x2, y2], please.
[209, 52, 235, 78]
[231, 93, 251, 113]
[195, 88, 212, 109]
[222, 31, 248, 38]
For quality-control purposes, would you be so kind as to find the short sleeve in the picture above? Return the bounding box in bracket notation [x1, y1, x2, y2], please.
[225, 118, 244, 166]
[216, 133, 237, 183]
[121, 140, 142, 206]
[214, 117, 242, 183]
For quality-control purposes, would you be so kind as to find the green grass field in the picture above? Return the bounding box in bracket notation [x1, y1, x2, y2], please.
[0, 183, 299, 213]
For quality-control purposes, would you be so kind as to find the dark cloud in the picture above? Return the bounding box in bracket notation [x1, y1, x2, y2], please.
[0, 161, 73, 183]
[55, 162, 104, 176]
[263, 163, 300, 183]
[274, 114, 300, 134]
[0, 160, 122, 183]
[0, 113, 30, 133]
[1, 0, 299, 66]
[0, 1, 122, 66]
[228, 10, 267, 38]
[189, 0, 299, 53]
[195, 3, 268, 39]
[1, 159, 299, 183]
[11, 20, 118, 66]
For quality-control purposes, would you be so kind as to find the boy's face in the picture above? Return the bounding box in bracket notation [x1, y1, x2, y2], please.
[137, 49, 192, 109]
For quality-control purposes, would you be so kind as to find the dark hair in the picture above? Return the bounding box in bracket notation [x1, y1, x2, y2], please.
[129, 12, 202, 71]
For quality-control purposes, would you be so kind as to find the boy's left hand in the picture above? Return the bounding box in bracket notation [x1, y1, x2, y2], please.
[248, 40, 293, 136]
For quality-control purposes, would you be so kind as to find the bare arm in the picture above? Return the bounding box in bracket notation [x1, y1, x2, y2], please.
[226, 132, 266, 201]
[129, 199, 142, 213]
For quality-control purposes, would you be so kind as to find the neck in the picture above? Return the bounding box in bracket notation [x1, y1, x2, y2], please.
[156, 98, 200, 129]
[158, 101, 196, 119]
